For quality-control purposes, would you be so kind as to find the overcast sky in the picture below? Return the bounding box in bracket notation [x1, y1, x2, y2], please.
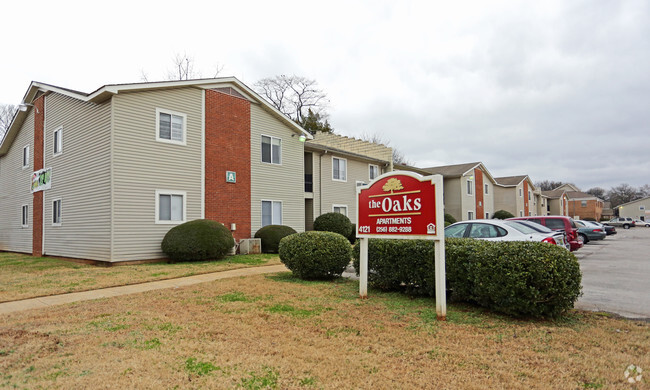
[2, 0, 648, 191]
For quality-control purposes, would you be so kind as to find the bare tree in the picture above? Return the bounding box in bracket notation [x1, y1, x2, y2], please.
[586, 187, 606, 199]
[254, 75, 328, 124]
[359, 132, 411, 166]
[140, 53, 223, 82]
[535, 180, 567, 191]
[0, 104, 17, 141]
[607, 183, 642, 208]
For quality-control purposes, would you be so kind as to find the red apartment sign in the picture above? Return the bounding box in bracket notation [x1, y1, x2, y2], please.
[357, 172, 441, 239]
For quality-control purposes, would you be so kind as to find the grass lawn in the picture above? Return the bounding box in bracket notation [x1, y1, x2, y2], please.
[1, 272, 648, 389]
[0, 252, 281, 302]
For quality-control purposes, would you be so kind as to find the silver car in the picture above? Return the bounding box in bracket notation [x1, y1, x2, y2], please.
[445, 219, 568, 248]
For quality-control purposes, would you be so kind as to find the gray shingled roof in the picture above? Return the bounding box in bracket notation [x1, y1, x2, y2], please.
[421, 162, 481, 178]
[494, 175, 528, 186]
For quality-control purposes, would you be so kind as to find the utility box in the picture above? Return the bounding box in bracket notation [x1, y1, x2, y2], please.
[239, 238, 262, 255]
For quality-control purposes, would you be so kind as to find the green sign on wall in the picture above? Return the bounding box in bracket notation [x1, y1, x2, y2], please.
[226, 171, 236, 183]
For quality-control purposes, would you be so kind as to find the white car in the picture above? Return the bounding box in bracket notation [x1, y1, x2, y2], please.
[445, 219, 568, 248]
[633, 219, 650, 227]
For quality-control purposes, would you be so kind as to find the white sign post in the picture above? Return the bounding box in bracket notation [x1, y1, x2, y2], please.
[356, 171, 446, 320]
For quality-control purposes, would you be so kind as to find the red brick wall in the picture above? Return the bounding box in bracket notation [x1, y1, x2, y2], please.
[569, 199, 603, 220]
[474, 168, 484, 219]
[32, 96, 45, 256]
[204, 90, 251, 241]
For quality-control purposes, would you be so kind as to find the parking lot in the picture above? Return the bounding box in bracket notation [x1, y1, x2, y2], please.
[574, 226, 650, 320]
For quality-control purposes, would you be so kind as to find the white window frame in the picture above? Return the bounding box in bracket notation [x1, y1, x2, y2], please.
[528, 191, 531, 201]
[519, 188, 523, 197]
[52, 198, 62, 227]
[369, 164, 379, 181]
[53, 126, 63, 156]
[581, 200, 587, 207]
[484, 184, 489, 195]
[261, 135, 282, 165]
[22, 145, 29, 169]
[332, 204, 348, 216]
[332, 156, 347, 182]
[485, 212, 490, 219]
[519, 210, 523, 217]
[467, 180, 473, 195]
[468, 211, 474, 220]
[156, 108, 187, 146]
[261, 200, 283, 227]
[22, 205, 29, 227]
[155, 190, 187, 224]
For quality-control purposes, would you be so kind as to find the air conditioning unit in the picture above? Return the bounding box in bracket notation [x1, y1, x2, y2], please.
[239, 238, 261, 255]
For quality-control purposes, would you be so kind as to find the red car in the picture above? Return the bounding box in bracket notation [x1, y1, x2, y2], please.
[507, 216, 583, 252]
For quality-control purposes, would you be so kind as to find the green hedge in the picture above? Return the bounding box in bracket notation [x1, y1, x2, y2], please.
[254, 225, 297, 253]
[279, 231, 352, 280]
[161, 219, 234, 262]
[492, 210, 515, 219]
[353, 238, 582, 318]
[313, 212, 352, 237]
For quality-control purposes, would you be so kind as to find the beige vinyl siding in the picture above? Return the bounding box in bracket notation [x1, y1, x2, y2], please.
[42, 93, 112, 260]
[111, 88, 203, 261]
[482, 172, 494, 218]
[460, 174, 475, 220]
[317, 155, 370, 224]
[0, 110, 34, 253]
[251, 104, 304, 235]
[493, 186, 517, 216]
[310, 151, 322, 225]
[443, 178, 462, 222]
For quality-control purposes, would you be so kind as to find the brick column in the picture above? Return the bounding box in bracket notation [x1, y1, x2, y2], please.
[204, 90, 251, 241]
[523, 181, 529, 216]
[474, 168, 484, 219]
[32, 96, 45, 257]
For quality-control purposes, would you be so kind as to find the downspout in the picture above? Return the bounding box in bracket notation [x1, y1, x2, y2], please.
[320, 150, 327, 217]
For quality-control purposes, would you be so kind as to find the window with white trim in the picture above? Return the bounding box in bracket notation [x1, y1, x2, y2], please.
[22, 205, 29, 227]
[156, 108, 186, 145]
[467, 180, 473, 195]
[484, 184, 489, 194]
[528, 191, 531, 200]
[52, 199, 62, 226]
[22, 145, 29, 168]
[468, 211, 474, 220]
[485, 212, 489, 219]
[519, 210, 523, 217]
[369, 164, 379, 180]
[581, 200, 587, 207]
[332, 157, 347, 181]
[519, 188, 523, 197]
[53, 127, 63, 156]
[261, 135, 281, 164]
[262, 200, 282, 227]
[333, 205, 348, 216]
[155, 190, 186, 223]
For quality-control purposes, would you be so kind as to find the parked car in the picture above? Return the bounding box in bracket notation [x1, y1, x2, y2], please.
[633, 219, 650, 227]
[445, 219, 567, 247]
[603, 217, 635, 229]
[509, 220, 571, 250]
[507, 216, 583, 252]
[583, 220, 616, 235]
[574, 220, 606, 243]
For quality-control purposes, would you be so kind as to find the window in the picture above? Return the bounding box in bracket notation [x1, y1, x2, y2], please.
[468, 211, 474, 220]
[22, 205, 29, 227]
[262, 200, 282, 227]
[484, 184, 489, 194]
[469, 224, 506, 238]
[156, 108, 186, 145]
[519, 188, 523, 197]
[261, 135, 281, 164]
[332, 157, 347, 181]
[529, 211, 532, 216]
[369, 164, 379, 180]
[581, 200, 587, 207]
[485, 212, 490, 219]
[22, 145, 29, 168]
[640, 205, 645, 210]
[467, 180, 473, 195]
[52, 199, 62, 226]
[333, 205, 348, 216]
[155, 190, 186, 223]
[519, 210, 523, 217]
[445, 223, 469, 238]
[53, 127, 63, 156]
[528, 191, 531, 200]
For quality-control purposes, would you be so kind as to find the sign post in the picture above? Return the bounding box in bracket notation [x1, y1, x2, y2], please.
[356, 171, 446, 320]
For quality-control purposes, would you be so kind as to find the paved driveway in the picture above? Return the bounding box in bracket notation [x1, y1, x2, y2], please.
[574, 226, 650, 320]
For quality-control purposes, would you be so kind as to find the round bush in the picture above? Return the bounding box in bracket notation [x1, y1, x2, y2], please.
[279, 231, 352, 279]
[347, 223, 358, 244]
[161, 219, 234, 262]
[313, 212, 352, 237]
[444, 213, 457, 225]
[492, 210, 515, 219]
[254, 225, 297, 253]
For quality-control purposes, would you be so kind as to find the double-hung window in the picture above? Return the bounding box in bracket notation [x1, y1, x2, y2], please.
[22, 205, 29, 227]
[484, 184, 489, 194]
[22, 145, 29, 168]
[53, 127, 63, 156]
[468, 211, 474, 220]
[262, 200, 282, 227]
[261, 135, 281, 164]
[369, 164, 379, 181]
[52, 199, 62, 226]
[467, 180, 473, 195]
[156, 190, 186, 223]
[156, 108, 186, 145]
[333, 205, 348, 216]
[332, 157, 347, 181]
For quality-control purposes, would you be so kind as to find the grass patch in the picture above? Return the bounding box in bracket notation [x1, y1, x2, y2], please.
[185, 358, 221, 376]
[238, 366, 279, 389]
[0, 252, 281, 302]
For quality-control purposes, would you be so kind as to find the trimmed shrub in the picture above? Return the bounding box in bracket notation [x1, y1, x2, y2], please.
[254, 225, 297, 253]
[492, 210, 515, 219]
[353, 238, 582, 318]
[279, 231, 352, 279]
[347, 224, 358, 244]
[161, 219, 234, 262]
[444, 213, 457, 225]
[313, 212, 352, 237]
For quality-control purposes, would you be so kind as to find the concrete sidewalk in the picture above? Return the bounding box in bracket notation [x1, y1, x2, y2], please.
[0, 264, 289, 315]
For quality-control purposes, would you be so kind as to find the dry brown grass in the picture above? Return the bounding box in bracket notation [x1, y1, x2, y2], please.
[1, 272, 648, 389]
[0, 252, 281, 302]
